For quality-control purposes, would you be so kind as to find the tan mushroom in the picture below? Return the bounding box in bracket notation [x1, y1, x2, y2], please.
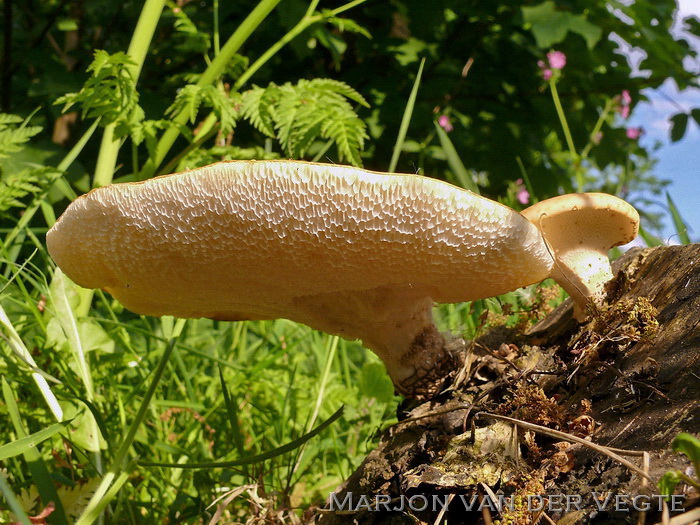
[520, 193, 640, 320]
[47, 160, 554, 398]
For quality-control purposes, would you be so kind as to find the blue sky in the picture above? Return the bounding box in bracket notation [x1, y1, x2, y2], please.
[627, 0, 699, 243]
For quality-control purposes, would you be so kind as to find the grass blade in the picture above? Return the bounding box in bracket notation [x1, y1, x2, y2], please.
[666, 192, 691, 245]
[0, 420, 71, 461]
[0, 304, 64, 421]
[638, 225, 663, 247]
[0, 471, 32, 525]
[388, 58, 425, 173]
[434, 121, 479, 193]
[2, 377, 69, 525]
[218, 365, 247, 459]
[138, 405, 344, 469]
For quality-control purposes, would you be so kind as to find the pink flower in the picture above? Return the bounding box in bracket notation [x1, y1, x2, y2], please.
[626, 127, 643, 139]
[618, 90, 632, 119]
[547, 51, 567, 70]
[517, 188, 530, 205]
[438, 115, 453, 133]
[514, 179, 530, 205]
[621, 90, 632, 105]
[542, 69, 553, 81]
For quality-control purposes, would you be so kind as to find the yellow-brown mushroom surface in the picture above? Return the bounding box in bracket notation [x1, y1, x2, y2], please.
[48, 161, 553, 324]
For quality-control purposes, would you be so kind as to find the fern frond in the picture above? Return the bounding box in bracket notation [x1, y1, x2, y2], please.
[0, 114, 42, 159]
[55, 50, 142, 128]
[167, 85, 239, 136]
[0, 167, 56, 213]
[240, 86, 277, 137]
[166, 0, 210, 53]
[240, 79, 368, 165]
[166, 85, 204, 124]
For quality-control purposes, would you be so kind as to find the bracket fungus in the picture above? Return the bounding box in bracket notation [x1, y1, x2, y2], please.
[47, 161, 638, 397]
[47, 160, 557, 398]
[521, 193, 640, 320]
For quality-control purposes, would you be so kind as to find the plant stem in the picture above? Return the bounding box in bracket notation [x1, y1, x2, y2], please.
[213, 0, 220, 56]
[92, 0, 166, 188]
[580, 98, 613, 161]
[549, 79, 581, 190]
[234, 0, 367, 91]
[76, 325, 183, 525]
[137, 0, 283, 181]
[233, 0, 321, 90]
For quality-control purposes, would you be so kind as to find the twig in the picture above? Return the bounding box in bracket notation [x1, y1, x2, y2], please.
[475, 412, 652, 482]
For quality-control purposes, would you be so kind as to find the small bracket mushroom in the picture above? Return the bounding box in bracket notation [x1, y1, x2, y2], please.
[520, 193, 640, 320]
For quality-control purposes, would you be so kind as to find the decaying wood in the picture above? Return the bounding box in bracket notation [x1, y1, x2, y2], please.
[309, 245, 700, 524]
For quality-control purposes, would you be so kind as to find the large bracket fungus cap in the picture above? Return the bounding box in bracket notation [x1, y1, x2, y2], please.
[47, 160, 555, 398]
[521, 193, 640, 320]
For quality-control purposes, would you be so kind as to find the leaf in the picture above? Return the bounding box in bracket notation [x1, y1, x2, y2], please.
[240, 79, 368, 165]
[0, 421, 72, 461]
[685, 15, 700, 38]
[671, 432, 700, 472]
[670, 112, 688, 142]
[522, 2, 603, 49]
[666, 192, 691, 245]
[691, 108, 700, 126]
[658, 470, 682, 498]
[434, 121, 479, 193]
[359, 363, 394, 403]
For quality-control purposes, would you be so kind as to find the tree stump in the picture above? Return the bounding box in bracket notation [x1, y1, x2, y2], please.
[310, 244, 700, 524]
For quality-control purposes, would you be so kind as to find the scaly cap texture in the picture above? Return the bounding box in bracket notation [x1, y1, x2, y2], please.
[48, 160, 554, 396]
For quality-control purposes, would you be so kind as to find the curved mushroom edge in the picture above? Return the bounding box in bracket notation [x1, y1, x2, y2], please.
[520, 193, 640, 320]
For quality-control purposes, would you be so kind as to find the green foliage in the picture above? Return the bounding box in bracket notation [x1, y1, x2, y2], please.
[166, 0, 211, 54]
[522, 1, 603, 49]
[659, 433, 700, 497]
[0, 114, 50, 213]
[56, 51, 141, 129]
[0, 115, 42, 159]
[670, 112, 689, 142]
[241, 78, 369, 165]
[167, 84, 240, 135]
[672, 433, 700, 472]
[667, 192, 692, 245]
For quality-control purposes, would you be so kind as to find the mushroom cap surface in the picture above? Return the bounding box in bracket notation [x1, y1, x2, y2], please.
[47, 160, 553, 326]
[520, 193, 639, 254]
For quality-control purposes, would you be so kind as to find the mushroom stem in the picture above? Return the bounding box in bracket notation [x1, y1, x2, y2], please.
[548, 248, 613, 319]
[290, 290, 452, 397]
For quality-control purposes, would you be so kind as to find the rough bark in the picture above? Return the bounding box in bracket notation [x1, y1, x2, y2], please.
[308, 245, 700, 524]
